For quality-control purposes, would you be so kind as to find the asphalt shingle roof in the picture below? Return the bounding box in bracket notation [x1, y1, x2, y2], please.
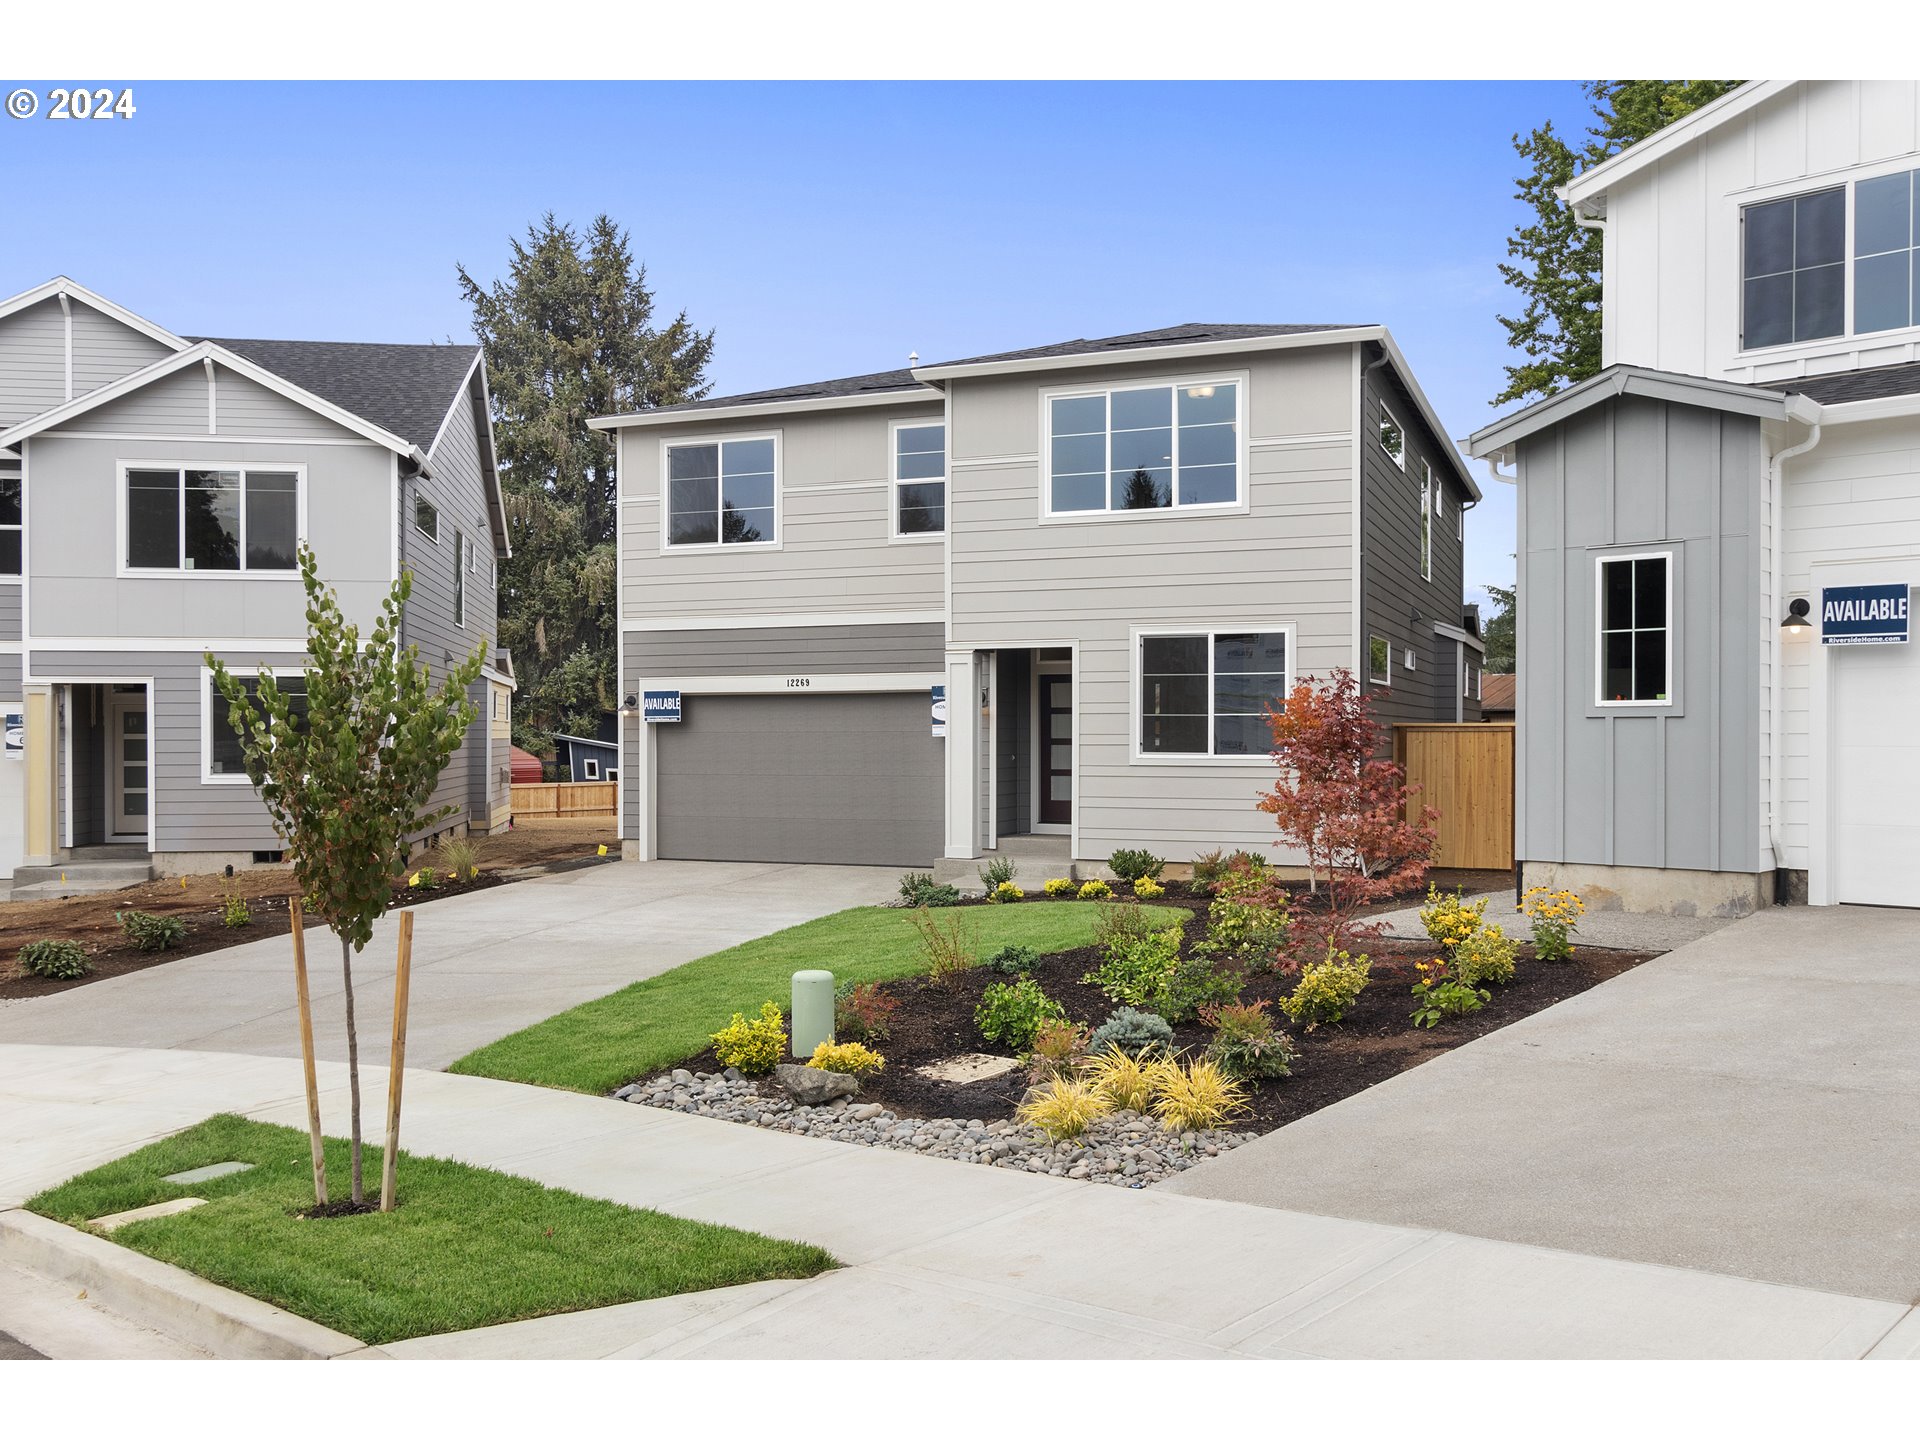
[192, 337, 479, 451]
[1764, 361, 1920, 406]
[643, 367, 929, 417]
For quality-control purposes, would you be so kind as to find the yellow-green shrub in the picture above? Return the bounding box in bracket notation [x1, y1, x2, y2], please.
[1418, 884, 1486, 951]
[710, 1001, 786, 1076]
[989, 880, 1025, 903]
[1151, 1057, 1251, 1133]
[1077, 879, 1113, 900]
[1043, 877, 1076, 898]
[1277, 949, 1371, 1026]
[1016, 1077, 1112, 1142]
[807, 1040, 885, 1077]
[1084, 1044, 1162, 1112]
[1133, 876, 1166, 901]
[1453, 923, 1519, 987]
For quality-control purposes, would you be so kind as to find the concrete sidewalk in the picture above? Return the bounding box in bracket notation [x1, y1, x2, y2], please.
[1371, 887, 1739, 952]
[0, 860, 899, 1068]
[1166, 905, 1920, 1306]
[1, 1043, 1911, 1359]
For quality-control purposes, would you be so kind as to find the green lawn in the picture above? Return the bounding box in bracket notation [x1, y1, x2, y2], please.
[28, 1114, 835, 1346]
[452, 900, 1185, 1094]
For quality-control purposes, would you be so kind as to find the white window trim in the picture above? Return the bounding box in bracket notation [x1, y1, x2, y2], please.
[117, 460, 308, 580]
[1128, 622, 1296, 767]
[1464, 660, 1481, 701]
[1593, 549, 1676, 710]
[201, 661, 308, 786]
[1039, 370, 1251, 525]
[1369, 635, 1393, 686]
[1379, 403, 1407, 470]
[0, 468, 20, 580]
[1420, 460, 1435, 582]
[413, 493, 440, 543]
[453, 527, 467, 629]
[888, 416, 947, 544]
[658, 429, 783, 553]
[580, 755, 600, 781]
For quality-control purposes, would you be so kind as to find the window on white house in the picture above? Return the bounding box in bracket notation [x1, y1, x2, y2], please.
[1047, 380, 1239, 515]
[1742, 187, 1845, 348]
[453, 527, 466, 627]
[1138, 630, 1288, 757]
[414, 495, 439, 542]
[1598, 554, 1671, 704]
[1369, 635, 1392, 686]
[1856, 168, 1920, 334]
[208, 674, 308, 777]
[0, 473, 19, 575]
[1378, 406, 1405, 469]
[667, 437, 776, 546]
[1420, 461, 1435, 582]
[893, 422, 946, 536]
[127, 466, 299, 572]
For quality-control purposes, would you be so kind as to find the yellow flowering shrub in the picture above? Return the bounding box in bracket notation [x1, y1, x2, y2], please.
[1077, 879, 1113, 900]
[807, 1039, 885, 1077]
[1043, 877, 1076, 898]
[990, 880, 1025, 903]
[1452, 922, 1519, 987]
[1133, 877, 1166, 901]
[1418, 884, 1487, 950]
[1520, 886, 1585, 962]
[709, 1001, 786, 1076]
[1277, 948, 1372, 1026]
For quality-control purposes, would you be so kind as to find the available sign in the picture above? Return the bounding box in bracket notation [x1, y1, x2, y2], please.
[931, 684, 947, 738]
[1821, 583, 1911, 645]
[641, 690, 682, 723]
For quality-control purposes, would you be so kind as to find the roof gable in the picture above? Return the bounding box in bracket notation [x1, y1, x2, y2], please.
[194, 337, 481, 452]
[1561, 82, 1787, 213]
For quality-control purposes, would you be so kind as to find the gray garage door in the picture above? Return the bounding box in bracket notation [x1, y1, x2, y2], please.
[656, 692, 942, 866]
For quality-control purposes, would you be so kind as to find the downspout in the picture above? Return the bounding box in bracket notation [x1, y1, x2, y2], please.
[1768, 405, 1824, 880]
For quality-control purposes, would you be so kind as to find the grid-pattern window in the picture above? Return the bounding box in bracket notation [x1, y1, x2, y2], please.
[0, 473, 19, 575]
[1856, 168, 1920, 335]
[1047, 381, 1238, 514]
[667, 437, 776, 546]
[1598, 554, 1671, 704]
[1742, 188, 1845, 349]
[1138, 630, 1288, 757]
[893, 422, 946, 536]
[208, 674, 309, 777]
[126, 466, 299, 572]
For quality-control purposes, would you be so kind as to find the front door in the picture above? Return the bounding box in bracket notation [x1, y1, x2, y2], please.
[105, 690, 149, 842]
[1039, 673, 1072, 827]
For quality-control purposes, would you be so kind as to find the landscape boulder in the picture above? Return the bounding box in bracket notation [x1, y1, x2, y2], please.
[773, 1063, 859, 1106]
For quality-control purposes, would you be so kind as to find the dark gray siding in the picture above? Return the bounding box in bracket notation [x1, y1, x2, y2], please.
[654, 693, 941, 866]
[1516, 394, 1763, 874]
[1360, 359, 1471, 735]
[628, 622, 944, 678]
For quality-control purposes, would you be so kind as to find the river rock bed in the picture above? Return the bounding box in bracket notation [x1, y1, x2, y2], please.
[615, 1068, 1253, 1188]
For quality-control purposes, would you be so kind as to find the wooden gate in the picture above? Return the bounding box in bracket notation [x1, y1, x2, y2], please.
[511, 781, 618, 818]
[1393, 723, 1514, 871]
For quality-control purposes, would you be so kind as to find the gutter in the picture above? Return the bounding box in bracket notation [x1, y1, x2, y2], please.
[1768, 399, 1825, 876]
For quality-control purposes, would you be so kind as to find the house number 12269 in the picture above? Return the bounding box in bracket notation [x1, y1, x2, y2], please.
[785, 678, 810, 688]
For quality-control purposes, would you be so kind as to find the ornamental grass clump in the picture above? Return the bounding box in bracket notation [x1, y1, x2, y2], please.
[1418, 884, 1487, 952]
[16, 939, 90, 981]
[710, 1002, 786, 1077]
[1276, 946, 1372, 1026]
[1084, 1044, 1162, 1113]
[1521, 886, 1585, 961]
[1151, 1057, 1250, 1134]
[975, 978, 1067, 1051]
[807, 1040, 885, 1078]
[1201, 999, 1295, 1081]
[1017, 1077, 1112, 1143]
[1452, 922, 1519, 987]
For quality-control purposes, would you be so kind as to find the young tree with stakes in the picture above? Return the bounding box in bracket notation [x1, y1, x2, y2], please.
[208, 544, 485, 1208]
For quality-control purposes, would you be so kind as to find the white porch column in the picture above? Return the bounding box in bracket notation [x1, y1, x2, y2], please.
[943, 648, 980, 860]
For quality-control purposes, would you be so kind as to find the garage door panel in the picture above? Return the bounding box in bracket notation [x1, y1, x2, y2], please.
[1833, 639, 1920, 907]
[656, 693, 941, 867]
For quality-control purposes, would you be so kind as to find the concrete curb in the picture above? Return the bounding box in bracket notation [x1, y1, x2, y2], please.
[0, 1209, 367, 1360]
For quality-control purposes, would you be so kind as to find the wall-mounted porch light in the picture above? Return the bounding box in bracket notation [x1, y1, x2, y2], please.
[619, 693, 640, 717]
[1780, 597, 1813, 633]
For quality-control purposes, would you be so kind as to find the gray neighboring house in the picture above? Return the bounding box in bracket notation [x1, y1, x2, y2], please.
[0, 277, 515, 888]
[595, 322, 1482, 871]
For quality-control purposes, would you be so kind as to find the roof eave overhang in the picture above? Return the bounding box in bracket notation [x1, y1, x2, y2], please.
[908, 326, 1383, 382]
[1559, 82, 1790, 211]
[1468, 366, 1801, 464]
[588, 386, 942, 431]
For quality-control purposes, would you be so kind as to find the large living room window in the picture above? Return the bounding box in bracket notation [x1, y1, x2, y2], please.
[665, 436, 777, 547]
[205, 672, 309, 781]
[1742, 187, 1845, 348]
[1046, 378, 1240, 516]
[124, 465, 300, 573]
[1596, 552, 1672, 706]
[1137, 628, 1289, 758]
[892, 420, 946, 538]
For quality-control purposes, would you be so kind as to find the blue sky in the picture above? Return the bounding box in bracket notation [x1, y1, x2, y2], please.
[0, 80, 1596, 602]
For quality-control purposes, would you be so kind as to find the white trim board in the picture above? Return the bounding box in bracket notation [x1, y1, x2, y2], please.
[0, 277, 188, 354]
[637, 672, 942, 696]
[590, 386, 941, 430]
[623, 610, 946, 632]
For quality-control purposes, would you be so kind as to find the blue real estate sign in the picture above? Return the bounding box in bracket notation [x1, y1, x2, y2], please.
[1821, 583, 1911, 645]
[642, 690, 682, 722]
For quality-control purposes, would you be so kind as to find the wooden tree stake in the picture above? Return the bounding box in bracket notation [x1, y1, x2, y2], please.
[380, 910, 416, 1213]
[289, 897, 328, 1206]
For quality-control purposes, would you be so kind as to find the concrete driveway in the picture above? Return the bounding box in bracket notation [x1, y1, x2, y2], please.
[0, 861, 900, 1069]
[1164, 904, 1920, 1304]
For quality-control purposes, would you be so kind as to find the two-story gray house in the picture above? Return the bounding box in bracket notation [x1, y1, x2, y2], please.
[595, 322, 1481, 872]
[0, 277, 514, 892]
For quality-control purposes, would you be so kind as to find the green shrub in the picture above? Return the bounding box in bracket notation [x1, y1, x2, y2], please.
[1202, 1000, 1294, 1081]
[898, 872, 961, 908]
[117, 910, 186, 953]
[1277, 948, 1371, 1026]
[1156, 953, 1245, 1024]
[985, 943, 1039, 976]
[16, 939, 90, 981]
[710, 1002, 786, 1076]
[1410, 970, 1490, 1028]
[1107, 848, 1165, 883]
[834, 980, 899, 1042]
[1083, 925, 1183, 1009]
[1194, 888, 1291, 971]
[975, 979, 1068, 1052]
[1453, 923, 1519, 987]
[221, 894, 253, 929]
[1087, 1006, 1173, 1058]
[979, 854, 1018, 890]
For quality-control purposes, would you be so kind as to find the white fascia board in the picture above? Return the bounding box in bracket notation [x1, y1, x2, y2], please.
[480, 663, 517, 690]
[908, 326, 1384, 382]
[1433, 621, 1486, 652]
[0, 276, 188, 353]
[1376, 328, 1482, 502]
[425, 349, 485, 456]
[1560, 82, 1792, 214]
[588, 386, 941, 431]
[427, 352, 511, 561]
[1807, 392, 1920, 425]
[1469, 366, 1796, 460]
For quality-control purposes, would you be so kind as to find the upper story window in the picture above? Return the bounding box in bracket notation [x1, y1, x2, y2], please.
[1378, 405, 1406, 469]
[892, 421, 946, 538]
[1856, 168, 1919, 334]
[125, 465, 299, 574]
[1045, 378, 1240, 517]
[1137, 629, 1289, 758]
[1597, 552, 1671, 706]
[1420, 461, 1435, 582]
[414, 495, 439, 542]
[0, 473, 19, 576]
[666, 436, 776, 547]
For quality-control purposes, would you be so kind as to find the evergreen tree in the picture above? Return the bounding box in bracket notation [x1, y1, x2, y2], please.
[1482, 580, 1516, 674]
[458, 215, 714, 749]
[1494, 81, 1742, 407]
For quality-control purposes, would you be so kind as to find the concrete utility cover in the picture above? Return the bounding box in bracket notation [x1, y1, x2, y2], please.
[915, 1053, 1021, 1084]
[161, 1161, 254, 1185]
[90, 1197, 206, 1232]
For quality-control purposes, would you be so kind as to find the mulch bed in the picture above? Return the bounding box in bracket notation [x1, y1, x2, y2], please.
[659, 878, 1652, 1138]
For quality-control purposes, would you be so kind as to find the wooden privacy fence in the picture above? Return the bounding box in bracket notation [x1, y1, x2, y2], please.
[1393, 723, 1515, 871]
[511, 781, 618, 818]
